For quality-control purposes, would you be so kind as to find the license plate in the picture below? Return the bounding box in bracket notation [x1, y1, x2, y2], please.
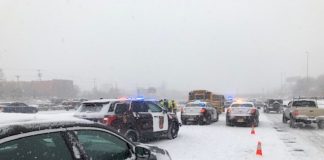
[237, 118, 244, 122]
[188, 118, 194, 121]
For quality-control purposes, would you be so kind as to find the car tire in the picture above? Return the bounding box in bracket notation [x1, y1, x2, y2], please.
[125, 130, 139, 142]
[206, 114, 212, 125]
[198, 119, 204, 125]
[282, 115, 288, 124]
[168, 122, 179, 139]
[289, 117, 297, 128]
[215, 113, 219, 122]
[254, 117, 259, 127]
[318, 120, 324, 129]
[182, 120, 187, 125]
[226, 117, 232, 126]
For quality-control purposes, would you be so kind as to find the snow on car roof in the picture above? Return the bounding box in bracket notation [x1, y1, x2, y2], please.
[292, 99, 316, 101]
[83, 99, 116, 103]
[231, 102, 254, 105]
[0, 113, 92, 129]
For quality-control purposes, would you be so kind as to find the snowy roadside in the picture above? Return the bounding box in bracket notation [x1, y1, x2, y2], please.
[149, 113, 296, 160]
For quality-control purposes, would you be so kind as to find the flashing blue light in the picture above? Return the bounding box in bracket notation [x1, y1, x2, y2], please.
[227, 96, 234, 100]
[199, 102, 206, 107]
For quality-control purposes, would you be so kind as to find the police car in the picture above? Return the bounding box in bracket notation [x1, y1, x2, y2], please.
[74, 98, 180, 142]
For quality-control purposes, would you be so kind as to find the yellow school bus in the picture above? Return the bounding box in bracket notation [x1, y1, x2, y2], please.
[188, 90, 225, 114]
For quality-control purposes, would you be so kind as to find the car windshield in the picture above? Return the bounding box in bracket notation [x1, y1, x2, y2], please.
[293, 101, 316, 107]
[231, 104, 253, 108]
[80, 103, 108, 112]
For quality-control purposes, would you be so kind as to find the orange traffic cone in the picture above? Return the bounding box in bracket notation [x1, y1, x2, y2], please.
[256, 141, 263, 156]
[251, 125, 256, 135]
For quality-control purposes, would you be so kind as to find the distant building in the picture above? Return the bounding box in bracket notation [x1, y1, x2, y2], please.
[0, 79, 77, 99]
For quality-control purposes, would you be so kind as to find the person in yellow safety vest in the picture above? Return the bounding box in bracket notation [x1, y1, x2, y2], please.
[171, 100, 177, 113]
[163, 99, 169, 111]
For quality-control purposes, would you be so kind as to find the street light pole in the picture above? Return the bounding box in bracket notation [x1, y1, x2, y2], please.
[306, 51, 309, 81]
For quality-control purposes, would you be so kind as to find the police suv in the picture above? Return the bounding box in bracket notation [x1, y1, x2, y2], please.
[74, 98, 180, 142]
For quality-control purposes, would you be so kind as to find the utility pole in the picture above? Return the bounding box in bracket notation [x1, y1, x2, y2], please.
[306, 51, 309, 81]
[15, 75, 20, 82]
[37, 69, 42, 81]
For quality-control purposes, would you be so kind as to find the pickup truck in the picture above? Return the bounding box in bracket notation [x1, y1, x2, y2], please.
[282, 99, 324, 128]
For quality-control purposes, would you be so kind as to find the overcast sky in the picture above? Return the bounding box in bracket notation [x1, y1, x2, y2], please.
[0, 0, 324, 94]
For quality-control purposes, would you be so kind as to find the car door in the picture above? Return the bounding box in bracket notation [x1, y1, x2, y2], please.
[73, 129, 134, 160]
[130, 101, 153, 133]
[146, 101, 168, 132]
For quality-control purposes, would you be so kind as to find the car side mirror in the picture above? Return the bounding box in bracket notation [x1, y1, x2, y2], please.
[135, 146, 151, 159]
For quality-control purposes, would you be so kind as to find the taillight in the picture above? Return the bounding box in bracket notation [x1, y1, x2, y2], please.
[249, 108, 256, 114]
[0, 107, 3, 112]
[292, 110, 299, 117]
[200, 108, 206, 113]
[103, 115, 117, 126]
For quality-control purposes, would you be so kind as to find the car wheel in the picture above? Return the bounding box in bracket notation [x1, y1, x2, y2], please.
[282, 115, 288, 124]
[318, 120, 324, 129]
[254, 117, 259, 127]
[125, 131, 139, 142]
[182, 120, 187, 125]
[215, 113, 219, 122]
[206, 114, 212, 125]
[226, 117, 232, 126]
[168, 122, 179, 139]
[289, 117, 297, 128]
[198, 119, 204, 125]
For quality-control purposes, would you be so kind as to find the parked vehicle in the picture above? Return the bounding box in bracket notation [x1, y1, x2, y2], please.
[181, 101, 219, 125]
[74, 98, 180, 142]
[189, 90, 225, 114]
[264, 99, 283, 113]
[61, 100, 82, 111]
[226, 102, 259, 127]
[0, 113, 171, 160]
[0, 102, 38, 113]
[254, 101, 265, 109]
[282, 99, 324, 128]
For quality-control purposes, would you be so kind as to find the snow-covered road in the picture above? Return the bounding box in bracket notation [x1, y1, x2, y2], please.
[149, 112, 324, 160]
[36, 110, 324, 160]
